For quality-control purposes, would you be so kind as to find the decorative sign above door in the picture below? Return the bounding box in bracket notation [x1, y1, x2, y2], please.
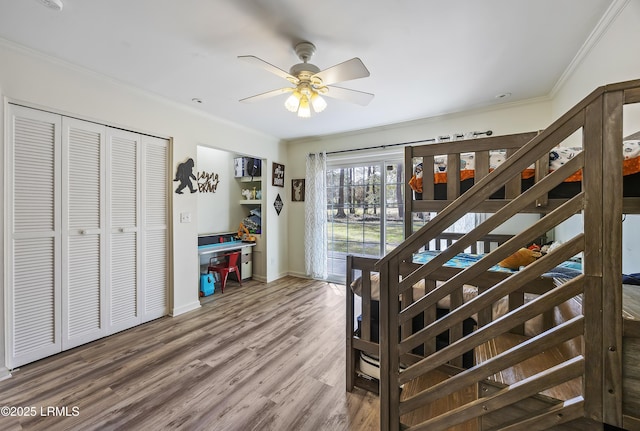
[197, 171, 220, 193]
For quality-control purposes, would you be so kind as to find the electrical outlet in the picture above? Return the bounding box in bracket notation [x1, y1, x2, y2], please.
[180, 212, 191, 223]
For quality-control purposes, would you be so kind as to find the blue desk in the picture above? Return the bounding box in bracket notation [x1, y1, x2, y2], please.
[198, 241, 256, 280]
[198, 241, 255, 256]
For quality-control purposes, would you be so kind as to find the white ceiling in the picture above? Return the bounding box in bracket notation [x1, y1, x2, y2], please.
[0, 0, 614, 141]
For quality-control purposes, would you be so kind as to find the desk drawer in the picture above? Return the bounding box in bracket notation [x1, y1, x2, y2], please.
[241, 261, 252, 280]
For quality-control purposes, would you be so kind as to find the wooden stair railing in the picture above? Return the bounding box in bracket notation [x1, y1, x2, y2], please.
[375, 79, 640, 431]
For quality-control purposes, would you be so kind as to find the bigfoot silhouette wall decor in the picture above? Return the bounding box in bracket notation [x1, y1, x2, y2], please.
[174, 158, 197, 194]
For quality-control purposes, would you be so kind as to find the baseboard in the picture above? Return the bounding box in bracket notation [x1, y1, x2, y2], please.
[265, 272, 299, 283]
[287, 270, 309, 279]
[170, 301, 201, 317]
[0, 367, 12, 381]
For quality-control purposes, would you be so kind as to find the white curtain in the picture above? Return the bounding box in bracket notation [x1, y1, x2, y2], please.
[305, 152, 327, 279]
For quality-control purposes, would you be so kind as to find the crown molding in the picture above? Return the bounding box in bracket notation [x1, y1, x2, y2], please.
[550, 0, 630, 97]
[0, 37, 278, 142]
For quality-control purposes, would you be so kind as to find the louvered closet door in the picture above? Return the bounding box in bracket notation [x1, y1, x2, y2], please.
[141, 135, 168, 322]
[61, 118, 107, 350]
[7, 105, 62, 368]
[106, 128, 142, 332]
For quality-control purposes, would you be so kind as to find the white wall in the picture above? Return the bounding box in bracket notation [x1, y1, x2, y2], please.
[196, 146, 244, 235]
[286, 99, 553, 277]
[0, 77, 6, 380]
[623, 215, 640, 274]
[264, 155, 290, 281]
[0, 39, 288, 375]
[551, 0, 640, 273]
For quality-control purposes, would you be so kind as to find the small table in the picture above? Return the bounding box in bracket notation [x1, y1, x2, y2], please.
[198, 241, 256, 280]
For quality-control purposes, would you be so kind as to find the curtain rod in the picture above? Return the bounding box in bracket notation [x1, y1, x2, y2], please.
[323, 130, 493, 155]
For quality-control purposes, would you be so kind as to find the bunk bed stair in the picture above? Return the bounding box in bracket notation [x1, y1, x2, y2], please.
[347, 79, 640, 430]
[346, 230, 634, 430]
[394, 282, 587, 431]
[386, 267, 640, 431]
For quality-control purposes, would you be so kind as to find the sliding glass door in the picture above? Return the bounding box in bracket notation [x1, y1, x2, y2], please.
[326, 159, 404, 281]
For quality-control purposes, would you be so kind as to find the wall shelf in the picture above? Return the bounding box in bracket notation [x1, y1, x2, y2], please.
[239, 176, 261, 183]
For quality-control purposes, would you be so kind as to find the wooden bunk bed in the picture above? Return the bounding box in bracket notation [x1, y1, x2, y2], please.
[403, 130, 640, 221]
[345, 78, 640, 431]
[346, 233, 559, 390]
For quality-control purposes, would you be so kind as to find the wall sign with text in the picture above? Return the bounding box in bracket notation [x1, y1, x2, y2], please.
[197, 171, 220, 193]
[272, 162, 285, 187]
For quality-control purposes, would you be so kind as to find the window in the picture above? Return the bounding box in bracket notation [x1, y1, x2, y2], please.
[326, 158, 404, 281]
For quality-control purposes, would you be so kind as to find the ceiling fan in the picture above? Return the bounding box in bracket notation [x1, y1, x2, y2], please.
[238, 41, 374, 118]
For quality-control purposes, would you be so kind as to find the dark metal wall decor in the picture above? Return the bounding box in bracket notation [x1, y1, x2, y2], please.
[197, 171, 220, 193]
[174, 158, 197, 194]
[272, 162, 285, 187]
[274, 193, 283, 215]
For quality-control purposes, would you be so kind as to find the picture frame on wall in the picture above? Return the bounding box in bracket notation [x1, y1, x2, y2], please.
[272, 162, 285, 187]
[274, 194, 284, 215]
[291, 179, 305, 202]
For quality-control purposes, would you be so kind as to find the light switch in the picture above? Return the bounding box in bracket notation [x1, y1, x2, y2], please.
[180, 212, 192, 223]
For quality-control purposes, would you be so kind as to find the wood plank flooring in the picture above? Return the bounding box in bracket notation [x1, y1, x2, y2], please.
[0, 276, 380, 431]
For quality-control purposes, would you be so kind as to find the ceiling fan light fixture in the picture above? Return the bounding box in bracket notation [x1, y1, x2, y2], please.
[284, 90, 301, 112]
[311, 92, 327, 113]
[297, 96, 311, 118]
[239, 41, 373, 117]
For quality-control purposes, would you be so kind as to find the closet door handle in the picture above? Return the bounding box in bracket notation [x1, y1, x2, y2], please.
[79, 229, 101, 235]
[117, 227, 137, 233]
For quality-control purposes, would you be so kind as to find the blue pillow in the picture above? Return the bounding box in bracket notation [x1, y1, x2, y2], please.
[558, 260, 582, 271]
[542, 266, 582, 280]
[623, 273, 640, 285]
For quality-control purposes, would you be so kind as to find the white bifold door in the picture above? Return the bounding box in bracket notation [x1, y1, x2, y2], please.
[6, 104, 168, 368]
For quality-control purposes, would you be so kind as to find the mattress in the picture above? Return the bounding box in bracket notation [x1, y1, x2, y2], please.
[350, 271, 480, 307]
[410, 139, 640, 199]
[350, 252, 583, 312]
[428, 140, 640, 185]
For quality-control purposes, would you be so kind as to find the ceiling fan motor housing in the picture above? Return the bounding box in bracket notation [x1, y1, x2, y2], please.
[289, 62, 321, 78]
[289, 41, 321, 80]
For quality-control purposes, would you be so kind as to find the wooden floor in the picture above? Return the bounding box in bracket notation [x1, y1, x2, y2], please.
[0, 276, 380, 431]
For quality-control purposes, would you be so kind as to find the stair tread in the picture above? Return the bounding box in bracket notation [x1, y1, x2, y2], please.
[476, 332, 582, 401]
[400, 369, 479, 431]
[556, 282, 640, 321]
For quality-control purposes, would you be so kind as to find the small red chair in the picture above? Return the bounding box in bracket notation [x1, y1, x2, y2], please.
[208, 251, 241, 293]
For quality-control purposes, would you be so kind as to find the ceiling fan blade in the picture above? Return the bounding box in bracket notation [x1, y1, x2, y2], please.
[313, 58, 370, 86]
[238, 55, 299, 84]
[324, 86, 374, 106]
[239, 87, 293, 103]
